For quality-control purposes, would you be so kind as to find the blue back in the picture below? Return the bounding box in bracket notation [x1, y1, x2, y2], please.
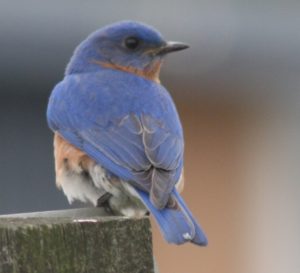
[47, 68, 183, 194]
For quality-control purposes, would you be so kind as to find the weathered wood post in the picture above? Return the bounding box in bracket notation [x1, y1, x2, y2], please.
[0, 208, 158, 273]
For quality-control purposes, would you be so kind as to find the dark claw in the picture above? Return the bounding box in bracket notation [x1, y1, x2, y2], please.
[97, 192, 115, 215]
[103, 203, 114, 214]
[96, 192, 112, 207]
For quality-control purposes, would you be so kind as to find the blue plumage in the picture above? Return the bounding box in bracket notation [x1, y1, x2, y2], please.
[48, 69, 183, 184]
[47, 21, 207, 246]
[138, 189, 207, 245]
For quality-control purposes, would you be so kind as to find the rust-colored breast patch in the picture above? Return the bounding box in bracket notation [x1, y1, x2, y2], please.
[54, 133, 95, 187]
[93, 60, 162, 83]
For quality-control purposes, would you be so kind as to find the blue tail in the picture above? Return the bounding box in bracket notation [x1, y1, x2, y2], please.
[136, 189, 208, 246]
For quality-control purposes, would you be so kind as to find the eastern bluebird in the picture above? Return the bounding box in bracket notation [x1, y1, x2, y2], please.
[47, 21, 207, 246]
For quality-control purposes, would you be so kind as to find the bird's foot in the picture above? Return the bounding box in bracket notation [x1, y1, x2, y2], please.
[96, 192, 114, 214]
[96, 192, 112, 206]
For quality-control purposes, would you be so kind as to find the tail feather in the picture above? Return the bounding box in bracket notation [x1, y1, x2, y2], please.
[137, 189, 208, 246]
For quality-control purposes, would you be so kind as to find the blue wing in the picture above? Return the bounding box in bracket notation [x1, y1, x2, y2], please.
[47, 69, 184, 208]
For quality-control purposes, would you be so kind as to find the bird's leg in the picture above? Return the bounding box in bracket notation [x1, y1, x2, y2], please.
[96, 192, 112, 207]
[96, 192, 114, 214]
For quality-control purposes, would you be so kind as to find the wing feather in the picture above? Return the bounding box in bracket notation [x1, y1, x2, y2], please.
[47, 71, 184, 208]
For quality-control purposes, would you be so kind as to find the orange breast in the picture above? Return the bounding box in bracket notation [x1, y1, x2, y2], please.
[92, 60, 162, 83]
[53, 133, 95, 187]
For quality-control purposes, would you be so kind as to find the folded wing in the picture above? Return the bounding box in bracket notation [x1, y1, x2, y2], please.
[47, 73, 183, 208]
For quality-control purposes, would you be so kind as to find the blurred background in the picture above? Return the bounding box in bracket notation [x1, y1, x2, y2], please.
[0, 1, 300, 272]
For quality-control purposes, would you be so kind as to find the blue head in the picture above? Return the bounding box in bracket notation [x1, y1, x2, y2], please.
[66, 21, 188, 81]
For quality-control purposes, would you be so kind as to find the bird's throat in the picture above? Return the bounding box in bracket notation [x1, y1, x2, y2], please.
[92, 60, 162, 83]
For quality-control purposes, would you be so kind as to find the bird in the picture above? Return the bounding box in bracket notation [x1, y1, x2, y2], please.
[47, 20, 208, 246]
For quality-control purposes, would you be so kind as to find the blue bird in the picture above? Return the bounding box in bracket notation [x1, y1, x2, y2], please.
[47, 21, 207, 246]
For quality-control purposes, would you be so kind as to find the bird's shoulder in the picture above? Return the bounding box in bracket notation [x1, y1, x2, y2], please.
[48, 69, 180, 129]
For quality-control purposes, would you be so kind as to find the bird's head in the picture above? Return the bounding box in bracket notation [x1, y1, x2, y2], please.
[66, 21, 189, 82]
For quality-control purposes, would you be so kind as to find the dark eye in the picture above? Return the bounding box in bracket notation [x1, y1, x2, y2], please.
[124, 37, 140, 50]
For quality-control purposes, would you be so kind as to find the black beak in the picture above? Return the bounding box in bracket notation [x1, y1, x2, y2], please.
[157, 41, 189, 55]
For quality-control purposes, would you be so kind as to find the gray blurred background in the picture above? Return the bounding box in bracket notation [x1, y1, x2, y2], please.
[1, 1, 300, 273]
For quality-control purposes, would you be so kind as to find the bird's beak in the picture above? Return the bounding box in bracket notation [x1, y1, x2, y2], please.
[156, 41, 189, 55]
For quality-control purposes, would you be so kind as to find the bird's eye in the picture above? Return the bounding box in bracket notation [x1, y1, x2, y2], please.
[124, 37, 140, 50]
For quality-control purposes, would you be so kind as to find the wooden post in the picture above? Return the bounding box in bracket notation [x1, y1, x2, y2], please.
[0, 208, 157, 273]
